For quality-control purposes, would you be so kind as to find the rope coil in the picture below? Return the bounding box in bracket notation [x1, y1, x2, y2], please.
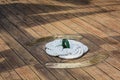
[45, 39, 88, 59]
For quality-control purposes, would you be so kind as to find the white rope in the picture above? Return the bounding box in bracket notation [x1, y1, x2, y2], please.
[45, 39, 88, 59]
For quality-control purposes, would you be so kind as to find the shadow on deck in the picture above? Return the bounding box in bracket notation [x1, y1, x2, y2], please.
[0, 1, 118, 28]
[0, 33, 120, 72]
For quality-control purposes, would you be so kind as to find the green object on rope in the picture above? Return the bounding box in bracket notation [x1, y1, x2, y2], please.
[62, 39, 70, 48]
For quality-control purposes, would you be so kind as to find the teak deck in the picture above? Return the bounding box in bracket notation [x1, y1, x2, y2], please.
[0, 0, 120, 80]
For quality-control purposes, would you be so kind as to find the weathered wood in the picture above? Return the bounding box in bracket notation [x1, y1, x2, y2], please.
[0, 1, 76, 80]
[39, 0, 120, 79]
[0, 38, 22, 80]
[0, 0, 120, 80]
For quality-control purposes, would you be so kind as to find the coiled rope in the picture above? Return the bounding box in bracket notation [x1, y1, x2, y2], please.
[45, 39, 88, 59]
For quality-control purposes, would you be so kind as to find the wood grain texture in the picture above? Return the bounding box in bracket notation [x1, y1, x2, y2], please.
[0, 0, 120, 80]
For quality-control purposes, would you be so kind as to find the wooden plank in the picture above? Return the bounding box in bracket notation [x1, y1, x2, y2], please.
[32, 0, 119, 79]
[0, 76, 4, 80]
[0, 26, 58, 80]
[28, 0, 76, 34]
[0, 28, 41, 80]
[97, 61, 120, 80]
[61, 10, 120, 78]
[57, 2, 120, 65]
[50, 0, 120, 50]
[9, 2, 78, 80]
[30, 0, 115, 79]
[0, 39, 22, 80]
[0, 0, 120, 80]
[26, 0, 98, 79]
[83, 66, 113, 80]
[0, 55, 21, 80]
[4, 0, 95, 79]
[62, 1, 120, 64]
[2, 21, 58, 80]
[82, 7, 120, 34]
[0, 5, 57, 79]
[42, 0, 120, 79]
[0, 2, 77, 80]
[11, 2, 78, 80]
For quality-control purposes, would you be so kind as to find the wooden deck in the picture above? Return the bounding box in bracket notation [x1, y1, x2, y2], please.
[0, 0, 120, 80]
